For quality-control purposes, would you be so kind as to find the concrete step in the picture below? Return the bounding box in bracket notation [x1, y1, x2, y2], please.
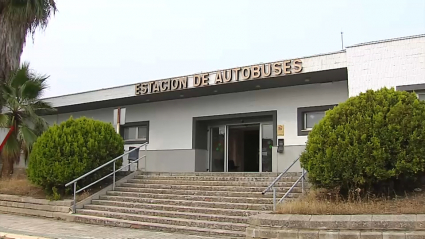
[98, 195, 273, 210]
[140, 172, 287, 177]
[121, 182, 302, 192]
[0, 200, 70, 213]
[74, 214, 245, 238]
[106, 191, 284, 204]
[134, 175, 299, 182]
[84, 204, 248, 223]
[0, 205, 73, 220]
[91, 200, 265, 217]
[114, 186, 302, 197]
[78, 209, 247, 232]
[127, 178, 302, 186]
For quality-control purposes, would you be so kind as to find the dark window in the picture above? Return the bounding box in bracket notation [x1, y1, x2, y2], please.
[297, 104, 337, 136]
[121, 122, 149, 144]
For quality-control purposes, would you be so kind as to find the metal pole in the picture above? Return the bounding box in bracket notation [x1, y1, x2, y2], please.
[144, 144, 147, 171]
[73, 182, 76, 213]
[301, 169, 304, 194]
[273, 187, 276, 211]
[113, 161, 116, 190]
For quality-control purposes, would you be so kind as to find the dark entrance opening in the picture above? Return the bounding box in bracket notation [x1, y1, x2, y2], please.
[228, 124, 259, 172]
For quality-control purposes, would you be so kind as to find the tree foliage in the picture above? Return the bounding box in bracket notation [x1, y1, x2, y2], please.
[27, 117, 124, 195]
[0, 0, 57, 81]
[300, 88, 425, 194]
[0, 62, 54, 178]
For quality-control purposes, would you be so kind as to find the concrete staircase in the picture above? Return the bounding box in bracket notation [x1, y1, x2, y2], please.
[73, 172, 304, 238]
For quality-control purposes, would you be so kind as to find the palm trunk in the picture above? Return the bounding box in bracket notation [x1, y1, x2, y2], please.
[0, 14, 27, 82]
[0, 152, 14, 178]
[0, 15, 26, 178]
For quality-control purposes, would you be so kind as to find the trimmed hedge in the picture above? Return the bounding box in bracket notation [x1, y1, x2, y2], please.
[300, 88, 425, 194]
[28, 117, 124, 195]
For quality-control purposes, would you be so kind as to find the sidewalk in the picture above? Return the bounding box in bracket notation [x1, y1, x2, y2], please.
[0, 214, 212, 239]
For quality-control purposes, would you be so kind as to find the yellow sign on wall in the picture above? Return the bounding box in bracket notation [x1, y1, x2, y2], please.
[277, 125, 284, 136]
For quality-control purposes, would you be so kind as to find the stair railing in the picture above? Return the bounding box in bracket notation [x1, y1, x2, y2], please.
[262, 156, 306, 211]
[65, 143, 148, 213]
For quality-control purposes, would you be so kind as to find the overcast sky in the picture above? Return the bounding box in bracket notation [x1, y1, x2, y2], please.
[21, 0, 425, 98]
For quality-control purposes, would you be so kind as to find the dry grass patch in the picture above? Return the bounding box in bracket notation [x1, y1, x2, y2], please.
[0, 178, 45, 199]
[277, 188, 425, 215]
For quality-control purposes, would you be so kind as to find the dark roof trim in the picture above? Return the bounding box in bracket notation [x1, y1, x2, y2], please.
[396, 83, 425, 92]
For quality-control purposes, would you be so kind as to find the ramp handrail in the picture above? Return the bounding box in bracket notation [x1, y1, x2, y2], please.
[277, 169, 307, 204]
[262, 156, 307, 211]
[65, 143, 148, 213]
[262, 157, 299, 195]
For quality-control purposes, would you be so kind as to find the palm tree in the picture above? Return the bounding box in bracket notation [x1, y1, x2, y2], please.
[0, 62, 55, 178]
[0, 0, 57, 81]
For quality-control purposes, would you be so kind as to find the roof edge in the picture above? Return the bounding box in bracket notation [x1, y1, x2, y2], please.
[346, 34, 425, 48]
[42, 50, 347, 101]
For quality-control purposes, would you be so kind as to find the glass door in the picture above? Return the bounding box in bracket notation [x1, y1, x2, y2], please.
[260, 123, 273, 172]
[209, 126, 226, 172]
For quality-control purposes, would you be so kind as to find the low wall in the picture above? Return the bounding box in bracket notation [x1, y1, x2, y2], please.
[247, 213, 425, 238]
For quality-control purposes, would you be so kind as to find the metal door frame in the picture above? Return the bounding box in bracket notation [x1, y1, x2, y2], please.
[209, 122, 272, 172]
[259, 122, 273, 172]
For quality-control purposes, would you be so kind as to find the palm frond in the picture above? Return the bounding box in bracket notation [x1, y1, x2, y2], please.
[5, 0, 57, 36]
[19, 77, 45, 100]
[10, 62, 30, 89]
[1, 131, 20, 158]
[0, 114, 9, 128]
[18, 124, 38, 149]
[31, 100, 56, 113]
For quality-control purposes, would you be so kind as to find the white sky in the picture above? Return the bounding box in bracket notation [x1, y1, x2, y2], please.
[21, 0, 425, 98]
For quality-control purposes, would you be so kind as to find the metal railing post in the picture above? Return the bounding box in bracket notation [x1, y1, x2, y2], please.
[72, 182, 76, 213]
[144, 144, 147, 171]
[301, 169, 305, 194]
[272, 187, 276, 211]
[113, 161, 116, 190]
[136, 149, 139, 171]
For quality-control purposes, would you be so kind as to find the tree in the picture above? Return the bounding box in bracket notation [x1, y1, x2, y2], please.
[300, 88, 425, 195]
[0, 62, 55, 178]
[28, 117, 124, 196]
[0, 0, 57, 81]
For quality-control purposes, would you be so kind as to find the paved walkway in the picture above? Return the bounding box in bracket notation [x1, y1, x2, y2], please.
[0, 214, 212, 239]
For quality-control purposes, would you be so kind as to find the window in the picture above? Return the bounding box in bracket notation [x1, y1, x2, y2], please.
[121, 122, 149, 143]
[417, 93, 425, 101]
[304, 111, 325, 130]
[297, 104, 336, 136]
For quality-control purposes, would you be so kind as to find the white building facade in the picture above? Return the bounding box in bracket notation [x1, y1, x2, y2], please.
[2, 34, 424, 172]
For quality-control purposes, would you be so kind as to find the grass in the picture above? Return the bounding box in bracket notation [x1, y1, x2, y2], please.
[0, 170, 131, 201]
[0, 177, 45, 199]
[277, 188, 425, 215]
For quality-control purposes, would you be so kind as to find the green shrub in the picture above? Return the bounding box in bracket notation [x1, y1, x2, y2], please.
[300, 88, 425, 194]
[28, 117, 124, 195]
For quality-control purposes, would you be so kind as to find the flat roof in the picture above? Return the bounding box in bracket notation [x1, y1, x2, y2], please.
[43, 33, 424, 113]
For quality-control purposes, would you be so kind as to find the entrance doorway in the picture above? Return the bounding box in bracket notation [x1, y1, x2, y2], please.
[228, 125, 259, 172]
[209, 122, 273, 172]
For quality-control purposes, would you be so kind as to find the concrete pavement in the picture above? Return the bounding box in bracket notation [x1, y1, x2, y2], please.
[0, 214, 212, 239]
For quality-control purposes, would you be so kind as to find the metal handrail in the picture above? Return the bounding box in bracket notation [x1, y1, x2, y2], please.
[262, 157, 299, 195]
[65, 143, 148, 213]
[278, 169, 307, 204]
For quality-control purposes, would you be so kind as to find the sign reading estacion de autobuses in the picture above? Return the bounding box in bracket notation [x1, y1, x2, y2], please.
[135, 59, 302, 95]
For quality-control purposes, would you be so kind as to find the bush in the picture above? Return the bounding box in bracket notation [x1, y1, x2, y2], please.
[300, 88, 425, 194]
[28, 117, 124, 196]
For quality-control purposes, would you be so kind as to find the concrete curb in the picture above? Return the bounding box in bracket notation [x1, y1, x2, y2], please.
[0, 232, 50, 239]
